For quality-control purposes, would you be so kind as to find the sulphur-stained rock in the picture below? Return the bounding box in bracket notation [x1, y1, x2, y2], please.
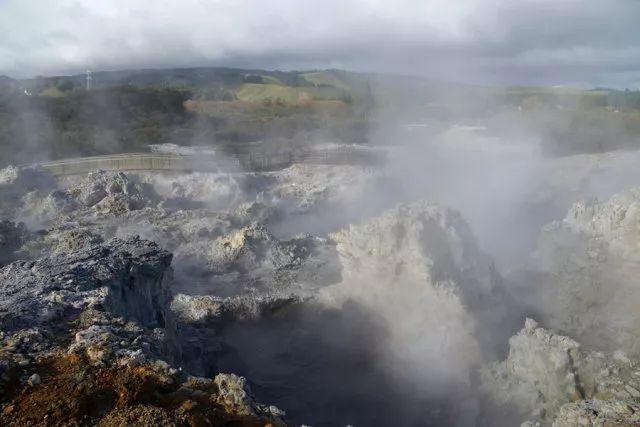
[64, 170, 160, 216]
[96, 405, 179, 427]
[0, 351, 285, 426]
[171, 293, 303, 324]
[0, 233, 283, 425]
[213, 373, 259, 417]
[0, 221, 105, 265]
[71, 325, 116, 365]
[552, 399, 640, 427]
[46, 227, 104, 253]
[174, 222, 340, 296]
[17, 170, 162, 226]
[206, 222, 296, 274]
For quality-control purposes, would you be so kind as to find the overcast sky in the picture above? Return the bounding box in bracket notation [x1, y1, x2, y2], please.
[1, 0, 640, 87]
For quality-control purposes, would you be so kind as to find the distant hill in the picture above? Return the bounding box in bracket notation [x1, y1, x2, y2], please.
[236, 83, 345, 103]
[15, 68, 381, 106]
[11, 67, 506, 113]
[0, 75, 21, 95]
[0, 76, 15, 85]
[20, 68, 351, 91]
[4, 66, 640, 165]
[11, 66, 640, 114]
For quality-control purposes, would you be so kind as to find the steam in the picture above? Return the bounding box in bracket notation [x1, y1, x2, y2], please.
[6, 72, 640, 427]
[386, 125, 549, 268]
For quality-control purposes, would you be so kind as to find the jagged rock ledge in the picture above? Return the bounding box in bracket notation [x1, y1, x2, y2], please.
[0, 236, 284, 426]
[480, 318, 640, 426]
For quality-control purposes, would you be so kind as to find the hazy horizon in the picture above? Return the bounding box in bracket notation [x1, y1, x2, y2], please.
[3, 0, 640, 88]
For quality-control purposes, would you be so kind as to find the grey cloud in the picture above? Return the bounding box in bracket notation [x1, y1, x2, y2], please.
[1, 0, 639, 86]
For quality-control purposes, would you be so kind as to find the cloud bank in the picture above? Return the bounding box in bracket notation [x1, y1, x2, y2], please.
[1, 0, 639, 86]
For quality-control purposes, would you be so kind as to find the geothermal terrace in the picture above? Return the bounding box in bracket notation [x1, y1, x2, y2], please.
[3, 131, 640, 426]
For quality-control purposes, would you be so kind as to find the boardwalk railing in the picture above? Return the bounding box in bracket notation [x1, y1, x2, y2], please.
[33, 147, 387, 176]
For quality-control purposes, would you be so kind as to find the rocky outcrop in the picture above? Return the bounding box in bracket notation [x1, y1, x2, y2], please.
[12, 170, 161, 228]
[0, 236, 284, 425]
[45, 227, 105, 254]
[175, 223, 340, 295]
[0, 237, 173, 395]
[515, 188, 640, 354]
[0, 352, 284, 426]
[167, 223, 340, 376]
[552, 399, 640, 426]
[110, 203, 274, 251]
[267, 163, 385, 211]
[122, 208, 230, 243]
[324, 201, 509, 388]
[480, 319, 640, 426]
[58, 170, 160, 216]
[146, 171, 271, 211]
[203, 223, 297, 274]
[171, 293, 303, 325]
[213, 372, 285, 418]
[0, 236, 172, 333]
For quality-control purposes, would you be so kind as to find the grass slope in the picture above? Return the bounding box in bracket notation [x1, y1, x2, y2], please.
[236, 83, 344, 104]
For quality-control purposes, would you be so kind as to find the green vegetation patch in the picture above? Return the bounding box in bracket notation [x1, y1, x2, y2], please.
[236, 83, 344, 104]
[39, 86, 66, 98]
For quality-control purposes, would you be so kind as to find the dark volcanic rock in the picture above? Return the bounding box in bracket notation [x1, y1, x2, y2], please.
[0, 236, 173, 333]
[0, 236, 283, 425]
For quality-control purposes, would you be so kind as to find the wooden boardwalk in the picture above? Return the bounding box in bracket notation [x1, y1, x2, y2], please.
[33, 147, 387, 176]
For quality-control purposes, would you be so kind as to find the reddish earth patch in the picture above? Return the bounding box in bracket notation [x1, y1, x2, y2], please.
[0, 353, 277, 427]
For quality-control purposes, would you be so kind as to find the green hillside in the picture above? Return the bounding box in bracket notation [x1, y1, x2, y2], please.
[236, 83, 345, 103]
[5, 65, 640, 164]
